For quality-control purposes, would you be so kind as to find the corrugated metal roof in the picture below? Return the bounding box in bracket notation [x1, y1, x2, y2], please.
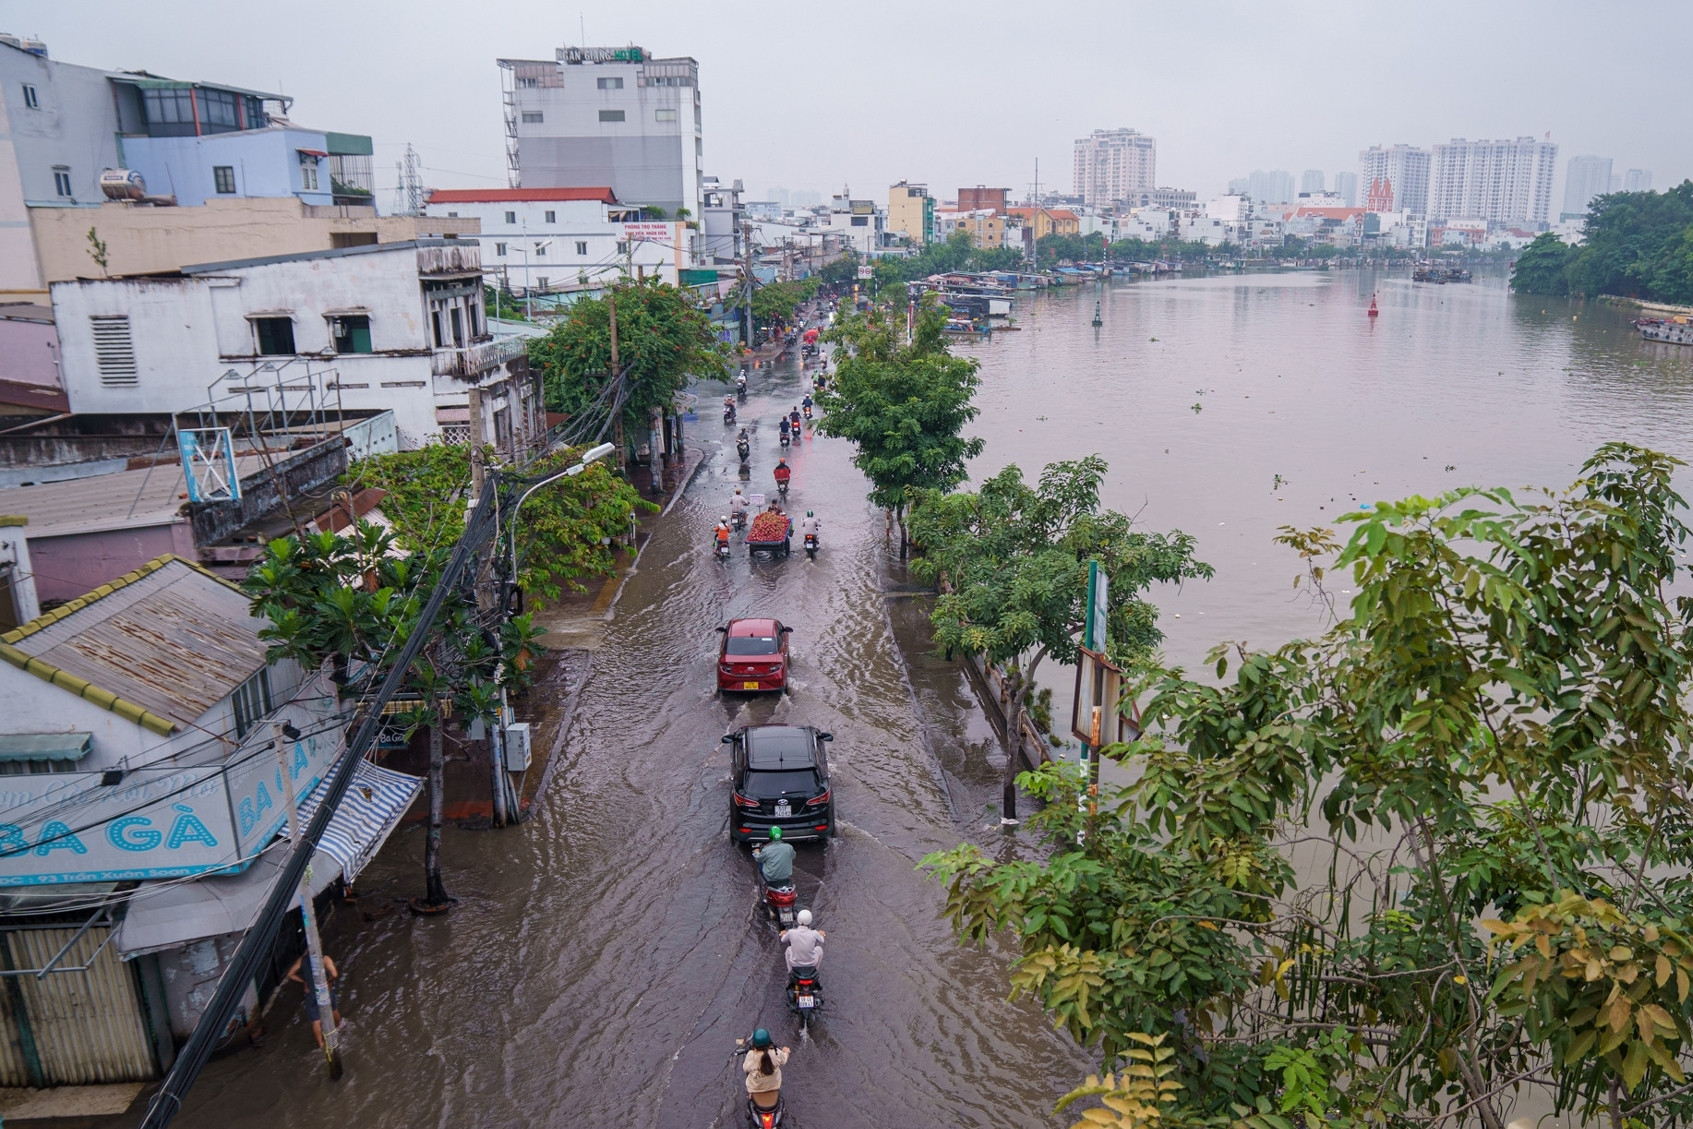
[2, 558, 265, 730]
[5, 455, 277, 537]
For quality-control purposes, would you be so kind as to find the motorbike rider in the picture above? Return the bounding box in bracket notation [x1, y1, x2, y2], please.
[780, 908, 826, 985]
[789, 406, 803, 431]
[742, 1028, 790, 1111]
[752, 826, 795, 891]
[714, 517, 732, 553]
[729, 486, 750, 525]
[723, 396, 737, 421]
[799, 509, 820, 542]
[778, 415, 791, 440]
[773, 458, 792, 491]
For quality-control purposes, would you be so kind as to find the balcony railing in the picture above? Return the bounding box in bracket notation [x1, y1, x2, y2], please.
[431, 336, 529, 379]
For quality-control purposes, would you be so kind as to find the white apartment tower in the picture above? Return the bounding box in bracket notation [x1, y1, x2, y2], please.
[1429, 137, 1558, 225]
[1358, 144, 1431, 215]
[499, 46, 703, 222]
[1073, 129, 1156, 209]
[1563, 155, 1613, 216]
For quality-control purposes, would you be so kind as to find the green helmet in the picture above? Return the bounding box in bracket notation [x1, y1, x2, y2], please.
[767, 826, 783, 841]
[806, 510, 814, 517]
[751, 1028, 773, 1049]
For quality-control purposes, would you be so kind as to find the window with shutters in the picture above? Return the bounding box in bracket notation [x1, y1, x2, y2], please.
[494, 242, 507, 256]
[90, 316, 137, 386]
[231, 668, 273, 739]
[52, 166, 72, 197]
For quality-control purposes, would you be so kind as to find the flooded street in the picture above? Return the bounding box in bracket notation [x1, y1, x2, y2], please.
[169, 354, 1087, 1128]
[166, 271, 1693, 1129]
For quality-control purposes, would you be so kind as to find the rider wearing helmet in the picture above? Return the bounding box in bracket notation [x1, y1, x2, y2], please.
[778, 415, 791, 438]
[799, 509, 820, 539]
[729, 486, 750, 522]
[714, 517, 732, 550]
[743, 1028, 790, 1108]
[773, 458, 792, 488]
[780, 907, 826, 984]
[789, 406, 803, 430]
[752, 825, 795, 886]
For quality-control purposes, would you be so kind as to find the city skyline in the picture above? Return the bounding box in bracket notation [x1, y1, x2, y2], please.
[2, 0, 1688, 210]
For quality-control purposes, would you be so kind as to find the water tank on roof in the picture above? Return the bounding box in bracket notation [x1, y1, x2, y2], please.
[100, 168, 146, 201]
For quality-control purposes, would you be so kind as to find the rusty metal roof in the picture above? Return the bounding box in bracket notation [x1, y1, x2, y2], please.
[0, 556, 266, 732]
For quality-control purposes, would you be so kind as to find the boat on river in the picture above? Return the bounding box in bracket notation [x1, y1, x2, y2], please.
[1635, 316, 1693, 345]
[1412, 264, 1472, 284]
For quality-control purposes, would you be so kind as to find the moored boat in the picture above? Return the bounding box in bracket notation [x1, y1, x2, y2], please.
[1636, 316, 1693, 345]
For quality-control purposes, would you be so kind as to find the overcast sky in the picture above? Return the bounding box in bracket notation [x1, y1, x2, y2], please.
[5, 0, 1689, 205]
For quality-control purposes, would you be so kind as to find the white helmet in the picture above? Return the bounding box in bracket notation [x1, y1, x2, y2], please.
[719, 515, 729, 524]
[796, 909, 813, 926]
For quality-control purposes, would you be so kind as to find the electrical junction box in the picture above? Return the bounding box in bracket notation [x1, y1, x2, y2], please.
[503, 722, 532, 771]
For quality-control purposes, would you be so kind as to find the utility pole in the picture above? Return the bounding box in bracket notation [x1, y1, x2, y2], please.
[272, 722, 343, 1080]
[465, 385, 508, 827]
[742, 220, 755, 351]
[609, 292, 625, 473]
[1031, 158, 1041, 273]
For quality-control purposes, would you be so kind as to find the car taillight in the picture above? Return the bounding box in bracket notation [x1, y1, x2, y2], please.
[805, 790, 830, 807]
[733, 793, 760, 809]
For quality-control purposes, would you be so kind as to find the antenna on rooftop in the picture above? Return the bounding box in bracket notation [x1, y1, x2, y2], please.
[392, 144, 423, 216]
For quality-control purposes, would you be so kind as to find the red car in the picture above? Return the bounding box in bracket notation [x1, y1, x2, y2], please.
[717, 618, 792, 692]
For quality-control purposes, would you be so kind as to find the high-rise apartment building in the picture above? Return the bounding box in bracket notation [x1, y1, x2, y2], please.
[1246, 170, 1295, 205]
[1562, 155, 1613, 217]
[1072, 129, 1156, 209]
[1333, 171, 1359, 207]
[1428, 137, 1558, 224]
[499, 46, 704, 221]
[1358, 144, 1431, 215]
[888, 181, 934, 245]
[1300, 170, 1325, 195]
[1623, 169, 1654, 193]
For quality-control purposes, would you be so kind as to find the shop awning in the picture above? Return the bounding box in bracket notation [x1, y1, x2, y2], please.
[0, 733, 92, 762]
[114, 761, 422, 957]
[296, 148, 328, 158]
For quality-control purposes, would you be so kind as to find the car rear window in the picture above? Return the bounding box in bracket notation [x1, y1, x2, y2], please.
[725, 636, 779, 655]
[743, 769, 819, 798]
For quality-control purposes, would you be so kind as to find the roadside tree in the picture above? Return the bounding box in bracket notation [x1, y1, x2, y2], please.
[814, 301, 984, 550]
[926, 443, 1693, 1129]
[908, 456, 1210, 816]
[527, 277, 728, 442]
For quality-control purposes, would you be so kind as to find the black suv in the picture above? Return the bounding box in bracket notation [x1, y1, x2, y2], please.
[724, 724, 835, 843]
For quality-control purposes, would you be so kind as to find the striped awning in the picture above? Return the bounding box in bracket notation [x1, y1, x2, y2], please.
[281, 761, 423, 882]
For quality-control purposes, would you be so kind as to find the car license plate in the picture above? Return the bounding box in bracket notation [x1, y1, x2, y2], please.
[774, 801, 791, 817]
[797, 995, 815, 1009]
[743, 681, 759, 690]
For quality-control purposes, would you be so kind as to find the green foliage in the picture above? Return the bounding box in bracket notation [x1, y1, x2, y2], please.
[344, 444, 650, 608]
[526, 277, 728, 429]
[1565, 181, 1693, 303]
[813, 301, 985, 538]
[1109, 238, 1217, 262]
[1510, 233, 1578, 296]
[749, 277, 819, 330]
[925, 444, 1693, 1129]
[870, 230, 1027, 290]
[1038, 232, 1107, 264]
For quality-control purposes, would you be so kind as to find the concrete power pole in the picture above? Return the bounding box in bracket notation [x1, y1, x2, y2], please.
[465, 386, 508, 827]
[608, 293, 625, 473]
[272, 722, 343, 1079]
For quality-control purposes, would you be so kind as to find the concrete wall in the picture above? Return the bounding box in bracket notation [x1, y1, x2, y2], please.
[30, 197, 479, 284]
[0, 45, 120, 205]
[422, 198, 678, 289]
[121, 128, 331, 208]
[190, 437, 347, 546]
[0, 310, 63, 410]
[0, 516, 40, 625]
[26, 521, 197, 605]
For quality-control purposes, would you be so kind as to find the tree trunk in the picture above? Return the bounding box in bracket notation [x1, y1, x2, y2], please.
[422, 723, 451, 908]
[1001, 649, 1049, 824]
[896, 502, 908, 559]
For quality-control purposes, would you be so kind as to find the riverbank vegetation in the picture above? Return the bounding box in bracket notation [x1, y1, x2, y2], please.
[1512, 181, 1693, 303]
[926, 443, 1693, 1129]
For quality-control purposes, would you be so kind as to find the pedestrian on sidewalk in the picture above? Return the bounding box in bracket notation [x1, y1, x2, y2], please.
[288, 952, 342, 1048]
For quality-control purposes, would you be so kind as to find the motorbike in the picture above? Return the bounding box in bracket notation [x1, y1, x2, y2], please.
[715, 537, 731, 561]
[776, 479, 789, 499]
[759, 872, 799, 927]
[803, 533, 818, 560]
[733, 1041, 786, 1128]
[724, 404, 737, 425]
[731, 509, 747, 532]
[736, 374, 748, 396]
[778, 430, 791, 449]
[802, 404, 813, 421]
[786, 965, 823, 1031]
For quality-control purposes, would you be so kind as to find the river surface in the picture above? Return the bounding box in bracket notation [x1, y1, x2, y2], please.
[167, 271, 1693, 1128]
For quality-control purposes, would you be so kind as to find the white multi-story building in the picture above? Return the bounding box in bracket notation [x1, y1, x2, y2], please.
[499, 46, 704, 228]
[1246, 170, 1295, 205]
[1334, 171, 1359, 207]
[1429, 137, 1558, 225]
[423, 187, 684, 293]
[49, 241, 537, 450]
[1562, 155, 1613, 216]
[820, 194, 884, 255]
[1300, 170, 1325, 195]
[1073, 129, 1156, 209]
[1358, 144, 1431, 215]
[1622, 169, 1653, 193]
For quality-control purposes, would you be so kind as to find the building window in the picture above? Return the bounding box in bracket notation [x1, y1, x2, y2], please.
[521, 111, 544, 124]
[851, 216, 868, 226]
[198, 88, 239, 131]
[231, 668, 273, 740]
[536, 277, 549, 291]
[52, 166, 72, 197]
[616, 241, 629, 254]
[505, 210, 517, 224]
[575, 240, 587, 255]
[449, 307, 464, 347]
[534, 241, 546, 257]
[517, 76, 538, 88]
[90, 316, 137, 386]
[298, 152, 319, 191]
[213, 165, 236, 194]
[597, 77, 623, 90]
[598, 110, 625, 123]
[431, 311, 443, 348]
[494, 242, 507, 256]
[252, 317, 296, 355]
[330, 314, 371, 354]
[544, 210, 555, 223]
[142, 87, 196, 132]
[21, 83, 38, 110]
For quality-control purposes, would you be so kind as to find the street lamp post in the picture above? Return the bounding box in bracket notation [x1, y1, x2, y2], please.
[505, 442, 616, 595]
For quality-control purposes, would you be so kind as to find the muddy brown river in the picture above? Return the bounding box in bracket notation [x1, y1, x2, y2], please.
[168, 269, 1693, 1128]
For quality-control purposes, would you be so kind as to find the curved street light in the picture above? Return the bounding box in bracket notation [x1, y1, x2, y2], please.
[505, 442, 616, 599]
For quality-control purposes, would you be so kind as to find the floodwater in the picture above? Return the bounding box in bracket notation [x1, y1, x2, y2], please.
[168, 347, 1086, 1128]
[166, 271, 1693, 1129]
